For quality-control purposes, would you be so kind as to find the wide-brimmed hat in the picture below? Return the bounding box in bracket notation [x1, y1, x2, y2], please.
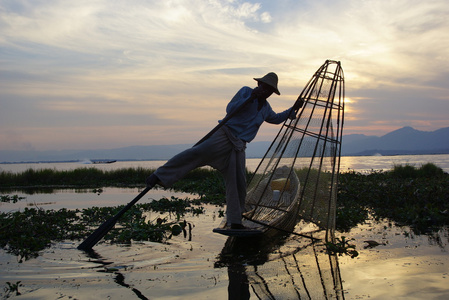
[254, 72, 280, 95]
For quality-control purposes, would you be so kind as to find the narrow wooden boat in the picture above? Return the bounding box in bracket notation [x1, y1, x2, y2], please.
[213, 165, 300, 237]
[92, 160, 117, 164]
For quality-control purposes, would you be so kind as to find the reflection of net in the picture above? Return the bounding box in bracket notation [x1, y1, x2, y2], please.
[245, 60, 345, 238]
[247, 240, 345, 299]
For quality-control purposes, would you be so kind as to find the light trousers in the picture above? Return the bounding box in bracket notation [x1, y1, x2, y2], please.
[154, 126, 247, 224]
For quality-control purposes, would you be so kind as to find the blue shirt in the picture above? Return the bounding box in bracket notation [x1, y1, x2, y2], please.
[223, 86, 293, 143]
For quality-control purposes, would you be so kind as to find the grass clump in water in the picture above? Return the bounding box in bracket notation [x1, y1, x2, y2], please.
[0, 167, 151, 188]
[1, 163, 448, 261]
[390, 162, 445, 179]
[0, 208, 85, 262]
[338, 163, 449, 234]
[0, 195, 200, 261]
[0, 167, 227, 204]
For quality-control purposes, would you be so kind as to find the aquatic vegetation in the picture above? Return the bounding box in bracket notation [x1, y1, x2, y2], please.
[0, 167, 227, 203]
[0, 208, 84, 262]
[0, 194, 25, 203]
[338, 163, 449, 234]
[0, 167, 150, 188]
[3, 281, 22, 297]
[1, 163, 447, 261]
[171, 168, 227, 204]
[0, 196, 201, 261]
[336, 171, 371, 232]
[106, 212, 177, 244]
[391, 162, 445, 179]
[325, 236, 358, 258]
[138, 196, 193, 214]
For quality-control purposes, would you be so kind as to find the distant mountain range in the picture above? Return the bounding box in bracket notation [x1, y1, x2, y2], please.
[1, 126, 448, 163]
[341, 126, 449, 156]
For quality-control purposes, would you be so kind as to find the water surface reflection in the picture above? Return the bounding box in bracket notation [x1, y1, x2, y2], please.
[216, 232, 344, 299]
[0, 187, 194, 212]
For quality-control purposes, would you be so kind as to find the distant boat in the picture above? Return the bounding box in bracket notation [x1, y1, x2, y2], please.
[91, 160, 117, 164]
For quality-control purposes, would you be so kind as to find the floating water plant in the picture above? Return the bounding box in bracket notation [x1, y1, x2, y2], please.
[0, 196, 201, 261]
[0, 194, 25, 203]
[325, 236, 358, 258]
[3, 281, 22, 297]
[1, 163, 447, 260]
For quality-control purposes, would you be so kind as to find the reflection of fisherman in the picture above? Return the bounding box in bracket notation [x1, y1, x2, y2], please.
[146, 73, 304, 229]
[228, 264, 250, 300]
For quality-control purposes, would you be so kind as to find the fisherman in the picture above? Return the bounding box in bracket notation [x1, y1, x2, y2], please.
[146, 72, 303, 229]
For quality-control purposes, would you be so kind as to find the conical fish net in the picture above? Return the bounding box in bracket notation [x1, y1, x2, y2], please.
[245, 60, 345, 239]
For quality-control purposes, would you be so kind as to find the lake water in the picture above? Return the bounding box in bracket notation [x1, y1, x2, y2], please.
[1, 154, 449, 173]
[1, 154, 448, 299]
[1, 205, 448, 299]
[1, 153, 448, 212]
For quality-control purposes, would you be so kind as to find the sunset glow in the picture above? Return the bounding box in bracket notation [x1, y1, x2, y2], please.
[1, 0, 448, 151]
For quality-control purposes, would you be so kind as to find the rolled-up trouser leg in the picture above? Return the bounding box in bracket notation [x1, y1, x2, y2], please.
[154, 126, 247, 225]
[154, 127, 233, 188]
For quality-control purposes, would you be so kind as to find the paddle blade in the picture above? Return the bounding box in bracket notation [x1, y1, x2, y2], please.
[77, 216, 118, 251]
[77, 187, 151, 251]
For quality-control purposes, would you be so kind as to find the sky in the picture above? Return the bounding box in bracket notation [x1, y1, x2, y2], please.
[1, 0, 448, 152]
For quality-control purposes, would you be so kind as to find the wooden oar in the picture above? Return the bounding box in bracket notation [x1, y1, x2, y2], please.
[77, 187, 150, 251]
[77, 95, 257, 251]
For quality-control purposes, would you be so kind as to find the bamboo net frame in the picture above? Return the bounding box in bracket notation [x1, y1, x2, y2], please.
[244, 60, 345, 240]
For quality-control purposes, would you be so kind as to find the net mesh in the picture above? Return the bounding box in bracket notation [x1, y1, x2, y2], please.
[246, 241, 345, 299]
[217, 231, 345, 299]
[244, 60, 345, 239]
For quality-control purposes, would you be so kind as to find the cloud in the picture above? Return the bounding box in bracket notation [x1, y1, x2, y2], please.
[0, 0, 448, 151]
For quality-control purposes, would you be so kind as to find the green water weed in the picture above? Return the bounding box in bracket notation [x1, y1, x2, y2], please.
[325, 236, 358, 258]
